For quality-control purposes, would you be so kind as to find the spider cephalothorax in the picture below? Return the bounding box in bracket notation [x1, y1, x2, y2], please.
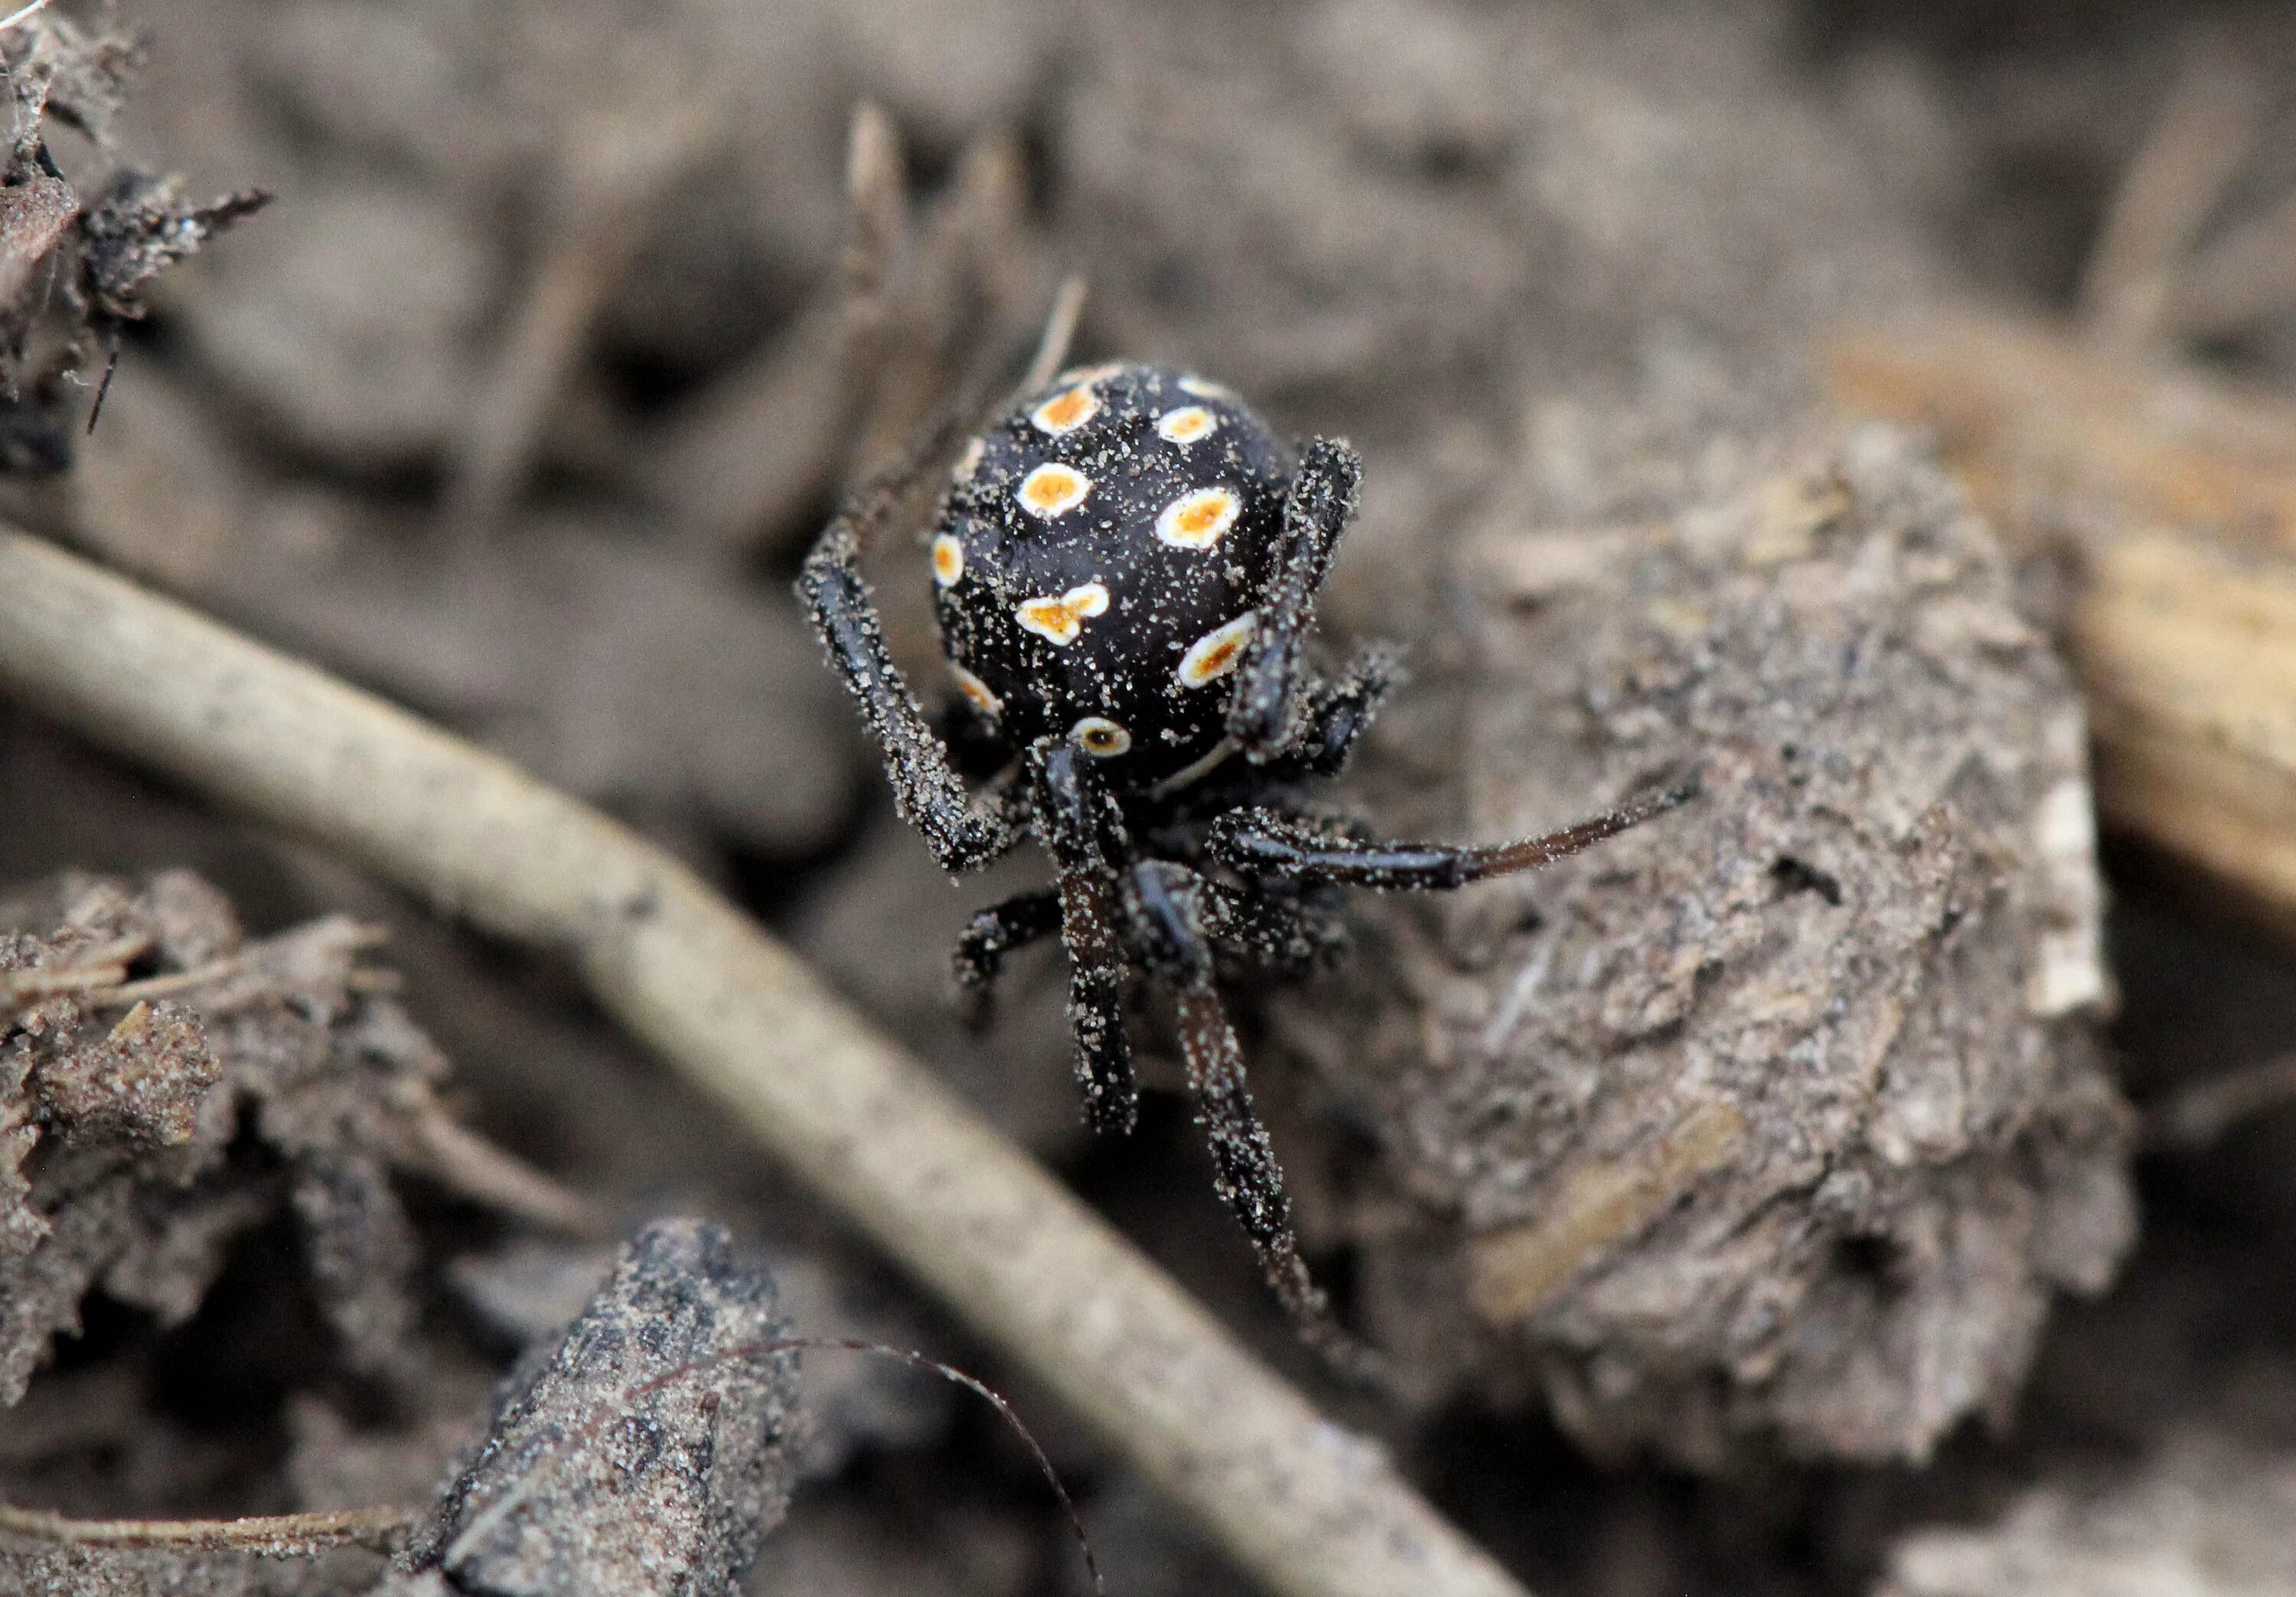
[800, 362, 1689, 1371]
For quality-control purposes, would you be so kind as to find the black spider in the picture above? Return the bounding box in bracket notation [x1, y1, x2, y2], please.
[798, 363, 1691, 1371]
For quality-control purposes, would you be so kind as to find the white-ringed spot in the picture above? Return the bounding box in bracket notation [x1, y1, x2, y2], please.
[1030, 384, 1101, 435]
[950, 663, 1002, 718]
[1155, 484, 1241, 549]
[951, 436, 986, 484]
[1176, 611, 1257, 687]
[1017, 462, 1092, 520]
[1016, 582, 1110, 646]
[1071, 716, 1132, 757]
[1156, 406, 1218, 445]
[1178, 375, 1234, 402]
[931, 533, 965, 587]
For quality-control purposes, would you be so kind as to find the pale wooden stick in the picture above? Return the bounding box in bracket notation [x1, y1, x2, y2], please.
[0, 530, 1531, 1597]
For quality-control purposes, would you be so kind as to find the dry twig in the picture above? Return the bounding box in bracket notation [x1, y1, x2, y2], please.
[1017, 273, 1088, 396]
[390, 1081, 614, 1237]
[444, 91, 718, 534]
[646, 102, 909, 552]
[2146, 1052, 2296, 1152]
[2076, 48, 2263, 352]
[0, 528, 1532, 1597]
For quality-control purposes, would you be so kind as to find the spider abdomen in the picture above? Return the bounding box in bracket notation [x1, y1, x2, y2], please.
[929, 364, 1293, 790]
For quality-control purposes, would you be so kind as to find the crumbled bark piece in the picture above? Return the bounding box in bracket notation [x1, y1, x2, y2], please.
[31, 999, 214, 1148]
[0, 154, 79, 316]
[0, 11, 265, 433]
[0, 872, 471, 1404]
[403, 1218, 799, 1597]
[0, 22, 100, 313]
[75, 166, 270, 325]
[1290, 428, 2133, 1467]
[452, 1236, 946, 1478]
[5, 12, 145, 147]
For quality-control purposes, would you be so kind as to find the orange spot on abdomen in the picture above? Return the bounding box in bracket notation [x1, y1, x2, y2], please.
[1195, 635, 1244, 673]
[1019, 464, 1092, 519]
[1035, 387, 1096, 431]
[1177, 611, 1257, 686]
[931, 534, 965, 586]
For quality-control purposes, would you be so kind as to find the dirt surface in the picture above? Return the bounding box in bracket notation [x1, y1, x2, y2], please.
[7, 1, 2296, 1594]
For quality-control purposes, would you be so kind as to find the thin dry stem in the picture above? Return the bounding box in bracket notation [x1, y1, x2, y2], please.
[2167, 187, 2296, 343]
[2146, 1053, 2296, 1151]
[1019, 275, 1088, 396]
[843, 100, 906, 302]
[445, 92, 716, 534]
[0, 529, 1534, 1597]
[2078, 47, 2262, 351]
[394, 1084, 613, 1237]
[0, 932, 150, 999]
[648, 102, 910, 552]
[0, 1502, 416, 1554]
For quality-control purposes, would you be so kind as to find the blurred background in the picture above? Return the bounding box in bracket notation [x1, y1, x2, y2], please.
[8, 1, 2296, 1593]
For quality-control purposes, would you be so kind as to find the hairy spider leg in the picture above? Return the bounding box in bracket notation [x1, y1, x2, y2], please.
[951, 887, 1063, 1032]
[1270, 642, 1403, 782]
[797, 413, 1018, 875]
[1189, 875, 1352, 976]
[1207, 779, 1699, 890]
[1228, 438, 1364, 761]
[1127, 859, 1386, 1384]
[1029, 741, 1141, 1137]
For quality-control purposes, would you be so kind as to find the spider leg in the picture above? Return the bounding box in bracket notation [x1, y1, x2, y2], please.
[1228, 438, 1362, 762]
[1194, 876, 1352, 976]
[1208, 778, 1698, 890]
[797, 413, 1016, 875]
[951, 887, 1062, 1032]
[1029, 740, 1140, 1137]
[1127, 859, 1384, 1381]
[1270, 642, 1402, 781]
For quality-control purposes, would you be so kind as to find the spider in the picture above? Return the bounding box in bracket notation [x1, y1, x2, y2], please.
[798, 363, 1691, 1370]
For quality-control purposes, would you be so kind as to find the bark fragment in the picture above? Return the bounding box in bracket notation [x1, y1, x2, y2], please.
[1290, 429, 2132, 1467]
[394, 1218, 798, 1597]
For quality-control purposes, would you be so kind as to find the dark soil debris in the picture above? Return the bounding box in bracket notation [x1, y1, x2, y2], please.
[0, 871, 444, 1404]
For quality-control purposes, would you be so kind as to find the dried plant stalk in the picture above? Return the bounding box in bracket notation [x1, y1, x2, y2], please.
[0, 1503, 414, 1554]
[0, 529, 1530, 1597]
